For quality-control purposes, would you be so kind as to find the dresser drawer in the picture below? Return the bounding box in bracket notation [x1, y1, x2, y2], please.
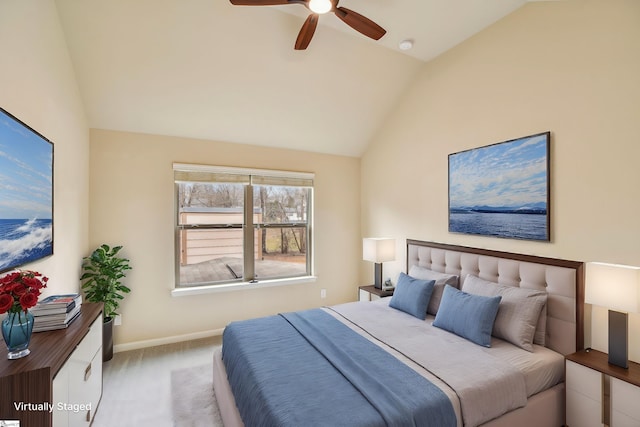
[611, 377, 640, 425]
[68, 345, 102, 426]
[565, 360, 604, 427]
[566, 360, 603, 402]
[65, 317, 102, 426]
[566, 389, 604, 427]
[72, 317, 101, 361]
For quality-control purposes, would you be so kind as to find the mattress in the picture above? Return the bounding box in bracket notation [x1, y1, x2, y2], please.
[219, 299, 564, 427]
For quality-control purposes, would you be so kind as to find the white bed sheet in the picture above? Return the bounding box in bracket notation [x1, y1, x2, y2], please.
[367, 298, 565, 398]
[478, 331, 565, 397]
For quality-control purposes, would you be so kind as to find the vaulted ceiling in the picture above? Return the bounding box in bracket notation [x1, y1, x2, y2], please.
[55, 0, 532, 157]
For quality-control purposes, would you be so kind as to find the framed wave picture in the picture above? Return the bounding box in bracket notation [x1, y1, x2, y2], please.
[0, 107, 54, 272]
[448, 132, 550, 241]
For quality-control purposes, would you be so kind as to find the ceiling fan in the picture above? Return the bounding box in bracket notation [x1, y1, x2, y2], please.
[229, 0, 386, 50]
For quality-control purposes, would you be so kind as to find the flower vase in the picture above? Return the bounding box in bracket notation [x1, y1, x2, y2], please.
[2, 310, 34, 359]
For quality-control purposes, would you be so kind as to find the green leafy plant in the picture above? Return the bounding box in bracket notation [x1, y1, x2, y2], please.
[81, 244, 132, 320]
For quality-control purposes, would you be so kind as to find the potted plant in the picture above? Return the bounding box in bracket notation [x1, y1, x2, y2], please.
[81, 244, 132, 361]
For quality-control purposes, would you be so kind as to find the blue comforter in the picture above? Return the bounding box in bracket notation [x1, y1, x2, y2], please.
[222, 308, 456, 427]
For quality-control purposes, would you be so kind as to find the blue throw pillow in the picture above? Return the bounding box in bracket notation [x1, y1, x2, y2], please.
[433, 285, 502, 347]
[389, 272, 435, 320]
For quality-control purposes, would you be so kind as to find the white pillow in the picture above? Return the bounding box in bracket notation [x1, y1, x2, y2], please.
[407, 265, 459, 315]
[462, 274, 547, 352]
[534, 304, 547, 346]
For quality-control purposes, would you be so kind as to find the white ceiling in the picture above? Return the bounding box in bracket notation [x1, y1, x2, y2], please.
[275, 0, 528, 62]
[55, 0, 531, 157]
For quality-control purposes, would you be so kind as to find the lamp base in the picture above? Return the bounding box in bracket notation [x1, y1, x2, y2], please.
[374, 263, 383, 289]
[609, 309, 628, 369]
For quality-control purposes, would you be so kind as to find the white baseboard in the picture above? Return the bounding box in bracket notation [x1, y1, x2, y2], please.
[113, 328, 225, 353]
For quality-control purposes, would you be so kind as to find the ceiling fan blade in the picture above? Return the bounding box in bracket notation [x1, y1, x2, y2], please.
[295, 14, 318, 50]
[334, 7, 386, 40]
[230, 0, 292, 5]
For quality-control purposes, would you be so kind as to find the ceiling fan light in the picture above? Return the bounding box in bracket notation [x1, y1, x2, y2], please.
[309, 0, 332, 14]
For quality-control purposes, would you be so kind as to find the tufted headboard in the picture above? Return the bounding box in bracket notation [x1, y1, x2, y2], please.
[406, 239, 584, 355]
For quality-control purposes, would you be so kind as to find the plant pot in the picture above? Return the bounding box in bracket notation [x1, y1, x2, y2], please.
[103, 316, 114, 362]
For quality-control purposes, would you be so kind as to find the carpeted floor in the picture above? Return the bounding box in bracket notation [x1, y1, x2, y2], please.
[92, 336, 224, 427]
[171, 364, 223, 427]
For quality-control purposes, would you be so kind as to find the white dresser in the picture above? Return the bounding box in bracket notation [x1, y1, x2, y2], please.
[0, 303, 103, 426]
[53, 316, 103, 426]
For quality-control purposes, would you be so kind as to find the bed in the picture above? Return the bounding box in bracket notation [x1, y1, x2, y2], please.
[212, 239, 584, 427]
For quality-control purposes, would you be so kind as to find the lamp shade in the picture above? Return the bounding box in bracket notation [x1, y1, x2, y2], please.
[585, 262, 640, 313]
[362, 238, 396, 263]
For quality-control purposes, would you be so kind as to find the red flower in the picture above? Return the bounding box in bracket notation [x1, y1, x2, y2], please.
[0, 270, 48, 314]
[11, 283, 27, 296]
[19, 292, 39, 310]
[0, 293, 13, 313]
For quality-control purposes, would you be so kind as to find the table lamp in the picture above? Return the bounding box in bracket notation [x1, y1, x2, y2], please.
[585, 262, 640, 369]
[362, 238, 396, 289]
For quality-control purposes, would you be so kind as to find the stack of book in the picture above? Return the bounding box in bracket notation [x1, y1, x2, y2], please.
[32, 293, 83, 332]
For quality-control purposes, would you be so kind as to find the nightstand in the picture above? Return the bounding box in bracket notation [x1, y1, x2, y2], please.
[565, 349, 640, 427]
[358, 285, 393, 302]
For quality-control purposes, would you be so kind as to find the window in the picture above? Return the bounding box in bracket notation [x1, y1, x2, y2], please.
[174, 164, 313, 288]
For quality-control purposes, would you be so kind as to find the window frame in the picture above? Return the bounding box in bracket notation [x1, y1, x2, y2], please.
[173, 163, 315, 293]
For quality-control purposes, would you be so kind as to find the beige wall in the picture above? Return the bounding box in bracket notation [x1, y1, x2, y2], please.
[361, 0, 640, 360]
[5, 0, 636, 360]
[89, 129, 360, 347]
[0, 1, 89, 294]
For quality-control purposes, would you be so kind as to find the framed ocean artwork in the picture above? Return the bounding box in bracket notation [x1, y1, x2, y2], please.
[448, 132, 550, 241]
[0, 108, 54, 272]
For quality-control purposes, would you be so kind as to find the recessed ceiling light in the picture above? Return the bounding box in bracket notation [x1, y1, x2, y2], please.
[399, 39, 413, 50]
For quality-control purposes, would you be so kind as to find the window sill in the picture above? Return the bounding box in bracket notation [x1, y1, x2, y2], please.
[171, 275, 317, 297]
